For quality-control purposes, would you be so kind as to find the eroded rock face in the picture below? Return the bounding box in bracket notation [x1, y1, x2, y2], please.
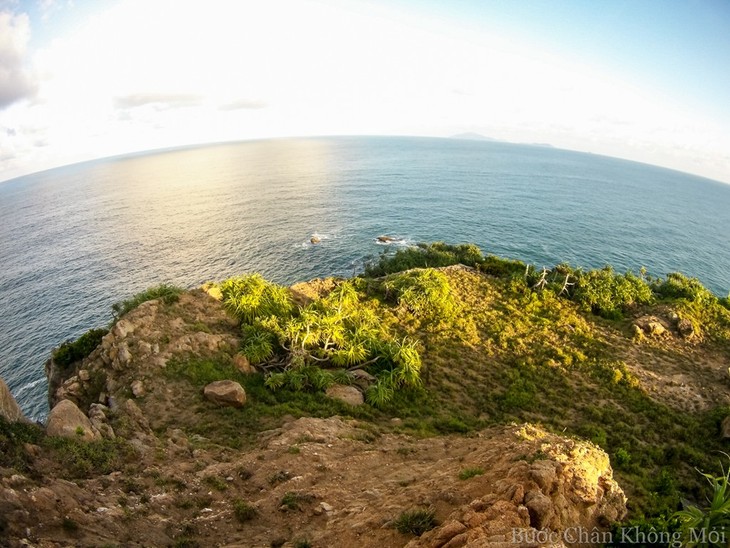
[46, 399, 100, 441]
[0, 378, 27, 423]
[407, 425, 626, 548]
[203, 380, 247, 408]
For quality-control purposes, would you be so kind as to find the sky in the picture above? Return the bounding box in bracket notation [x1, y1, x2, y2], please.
[0, 0, 729, 184]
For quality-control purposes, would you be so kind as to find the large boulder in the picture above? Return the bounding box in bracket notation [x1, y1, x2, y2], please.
[46, 399, 100, 441]
[0, 378, 27, 423]
[203, 380, 247, 407]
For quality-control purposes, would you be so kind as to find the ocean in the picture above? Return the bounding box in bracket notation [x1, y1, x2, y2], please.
[1, 136, 729, 421]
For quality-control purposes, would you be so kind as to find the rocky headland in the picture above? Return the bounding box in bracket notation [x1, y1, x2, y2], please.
[2, 243, 729, 547]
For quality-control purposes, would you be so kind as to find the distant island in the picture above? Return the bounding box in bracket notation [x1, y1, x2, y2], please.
[1, 242, 729, 546]
[450, 132, 555, 149]
[450, 131, 499, 141]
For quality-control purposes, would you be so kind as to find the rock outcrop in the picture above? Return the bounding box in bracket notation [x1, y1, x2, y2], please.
[0, 378, 27, 423]
[407, 425, 626, 547]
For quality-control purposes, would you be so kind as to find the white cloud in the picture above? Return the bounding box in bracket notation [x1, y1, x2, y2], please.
[114, 93, 203, 110]
[0, 11, 37, 109]
[218, 99, 267, 111]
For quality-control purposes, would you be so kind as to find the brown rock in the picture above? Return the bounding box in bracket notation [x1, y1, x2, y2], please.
[203, 380, 247, 407]
[431, 520, 467, 547]
[233, 353, 255, 374]
[325, 384, 364, 406]
[0, 377, 27, 423]
[524, 490, 554, 529]
[131, 380, 145, 398]
[677, 318, 695, 339]
[646, 321, 666, 336]
[46, 400, 100, 441]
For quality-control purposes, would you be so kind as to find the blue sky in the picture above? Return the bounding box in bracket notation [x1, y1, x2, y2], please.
[1, 0, 729, 183]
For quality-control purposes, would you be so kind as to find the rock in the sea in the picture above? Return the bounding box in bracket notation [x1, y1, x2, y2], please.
[46, 399, 100, 441]
[325, 384, 364, 406]
[310, 235, 321, 244]
[377, 235, 396, 243]
[0, 377, 27, 423]
[203, 380, 247, 407]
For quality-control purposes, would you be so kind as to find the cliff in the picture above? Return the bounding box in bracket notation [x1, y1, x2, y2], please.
[1, 244, 729, 546]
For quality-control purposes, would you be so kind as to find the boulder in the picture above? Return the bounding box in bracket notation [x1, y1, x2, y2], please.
[377, 235, 396, 243]
[0, 378, 27, 423]
[203, 380, 247, 408]
[131, 380, 145, 398]
[325, 384, 364, 406]
[310, 236, 321, 244]
[46, 399, 100, 441]
[233, 353, 255, 374]
[633, 315, 669, 337]
[677, 318, 695, 339]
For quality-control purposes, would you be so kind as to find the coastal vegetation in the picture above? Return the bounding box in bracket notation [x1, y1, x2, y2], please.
[16, 241, 730, 543]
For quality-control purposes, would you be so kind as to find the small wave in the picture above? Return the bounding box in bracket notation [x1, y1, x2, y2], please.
[14, 377, 46, 397]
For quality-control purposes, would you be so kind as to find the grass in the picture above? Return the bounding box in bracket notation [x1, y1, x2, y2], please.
[43, 436, 132, 479]
[458, 467, 485, 480]
[52, 328, 108, 368]
[112, 283, 183, 319]
[280, 491, 313, 511]
[232, 499, 257, 522]
[392, 509, 437, 536]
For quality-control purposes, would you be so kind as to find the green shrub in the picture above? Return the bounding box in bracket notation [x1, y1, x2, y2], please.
[53, 328, 108, 368]
[112, 283, 182, 318]
[673, 456, 730, 546]
[219, 274, 294, 323]
[383, 269, 457, 322]
[43, 436, 130, 478]
[571, 267, 654, 319]
[458, 467, 485, 480]
[233, 499, 257, 522]
[392, 509, 437, 536]
[364, 242, 484, 277]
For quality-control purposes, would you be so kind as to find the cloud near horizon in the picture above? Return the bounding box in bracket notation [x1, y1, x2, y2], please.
[0, 11, 37, 110]
[113, 93, 204, 110]
[218, 98, 267, 111]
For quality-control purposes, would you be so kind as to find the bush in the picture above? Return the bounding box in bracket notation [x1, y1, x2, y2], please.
[673, 456, 730, 546]
[383, 269, 457, 322]
[112, 283, 182, 318]
[571, 267, 654, 319]
[458, 467, 485, 480]
[44, 436, 131, 478]
[364, 242, 484, 277]
[219, 274, 294, 323]
[53, 328, 108, 368]
[392, 509, 437, 536]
